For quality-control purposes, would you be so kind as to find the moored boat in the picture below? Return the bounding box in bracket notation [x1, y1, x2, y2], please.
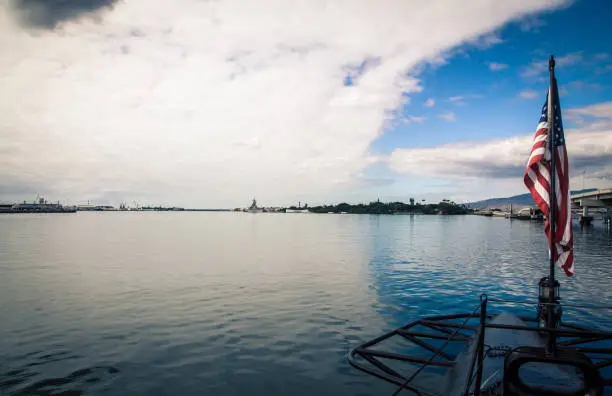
[247, 199, 264, 213]
[0, 197, 76, 213]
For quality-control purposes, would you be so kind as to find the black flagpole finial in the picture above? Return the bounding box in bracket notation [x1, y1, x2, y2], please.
[549, 55, 555, 71]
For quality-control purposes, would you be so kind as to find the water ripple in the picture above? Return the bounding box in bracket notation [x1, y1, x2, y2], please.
[0, 213, 610, 395]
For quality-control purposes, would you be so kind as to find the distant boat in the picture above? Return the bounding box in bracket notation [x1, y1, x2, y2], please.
[286, 208, 310, 213]
[514, 206, 543, 220]
[0, 197, 76, 213]
[247, 199, 263, 213]
[286, 201, 310, 213]
[505, 204, 519, 219]
[474, 209, 493, 216]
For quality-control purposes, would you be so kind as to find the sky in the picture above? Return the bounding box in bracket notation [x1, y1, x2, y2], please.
[1, 0, 611, 208]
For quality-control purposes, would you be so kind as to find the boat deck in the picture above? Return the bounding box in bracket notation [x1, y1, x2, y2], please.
[348, 296, 612, 395]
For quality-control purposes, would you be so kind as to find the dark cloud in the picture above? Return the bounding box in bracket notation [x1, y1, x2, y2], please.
[452, 161, 524, 179]
[588, 169, 612, 180]
[0, 179, 50, 203]
[130, 27, 145, 37]
[10, 0, 121, 29]
[447, 153, 612, 180]
[359, 177, 395, 187]
[571, 153, 612, 172]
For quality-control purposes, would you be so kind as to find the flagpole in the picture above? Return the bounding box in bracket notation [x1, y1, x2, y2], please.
[547, 55, 557, 352]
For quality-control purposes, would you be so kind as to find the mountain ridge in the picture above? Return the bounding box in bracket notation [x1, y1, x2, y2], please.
[467, 188, 597, 209]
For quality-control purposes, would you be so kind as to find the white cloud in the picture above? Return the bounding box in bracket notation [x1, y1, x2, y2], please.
[447, 95, 467, 106]
[403, 115, 426, 124]
[519, 17, 545, 32]
[438, 112, 456, 122]
[446, 94, 483, 106]
[388, 104, 612, 197]
[569, 80, 602, 90]
[557, 52, 585, 65]
[518, 89, 540, 99]
[565, 102, 612, 130]
[467, 32, 504, 49]
[0, 0, 570, 207]
[423, 98, 435, 107]
[488, 62, 508, 71]
[390, 136, 529, 179]
[567, 101, 612, 119]
[388, 130, 612, 195]
[521, 52, 583, 78]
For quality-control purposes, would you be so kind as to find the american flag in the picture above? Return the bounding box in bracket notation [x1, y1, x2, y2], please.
[523, 77, 574, 276]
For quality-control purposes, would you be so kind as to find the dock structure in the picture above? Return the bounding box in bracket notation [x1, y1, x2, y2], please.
[570, 188, 612, 227]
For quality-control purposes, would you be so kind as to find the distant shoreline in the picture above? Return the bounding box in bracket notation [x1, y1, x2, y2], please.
[1, 199, 473, 215]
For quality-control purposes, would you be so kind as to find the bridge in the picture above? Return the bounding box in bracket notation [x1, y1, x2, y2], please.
[570, 188, 612, 226]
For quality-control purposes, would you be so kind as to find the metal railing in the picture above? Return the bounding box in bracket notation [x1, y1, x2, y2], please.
[348, 294, 612, 396]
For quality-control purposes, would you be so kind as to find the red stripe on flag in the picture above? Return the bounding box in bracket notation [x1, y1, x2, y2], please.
[524, 90, 574, 277]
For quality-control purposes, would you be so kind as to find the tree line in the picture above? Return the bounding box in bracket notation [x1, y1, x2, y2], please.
[306, 199, 472, 215]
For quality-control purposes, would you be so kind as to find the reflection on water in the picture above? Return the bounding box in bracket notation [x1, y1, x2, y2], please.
[369, 216, 612, 330]
[0, 213, 610, 395]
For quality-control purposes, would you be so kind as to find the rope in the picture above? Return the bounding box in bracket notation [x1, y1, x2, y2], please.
[465, 346, 512, 395]
[391, 301, 483, 396]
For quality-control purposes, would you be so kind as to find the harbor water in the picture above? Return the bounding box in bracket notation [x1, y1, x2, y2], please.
[1, 212, 611, 395]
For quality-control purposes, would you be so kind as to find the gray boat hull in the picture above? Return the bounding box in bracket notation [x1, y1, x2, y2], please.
[445, 312, 582, 395]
